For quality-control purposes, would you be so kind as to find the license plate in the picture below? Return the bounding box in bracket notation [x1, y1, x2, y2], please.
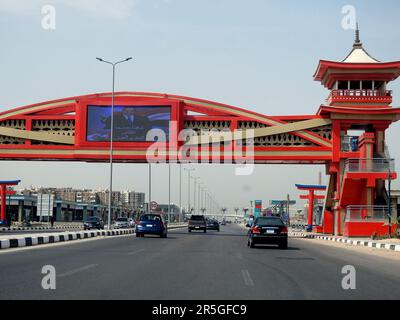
[195, 226, 200, 229]
[146, 224, 153, 227]
[266, 229, 275, 234]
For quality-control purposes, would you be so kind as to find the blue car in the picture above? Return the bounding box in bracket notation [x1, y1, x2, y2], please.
[135, 213, 168, 238]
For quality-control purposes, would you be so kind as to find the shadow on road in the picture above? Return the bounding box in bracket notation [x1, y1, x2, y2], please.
[249, 245, 300, 251]
[171, 231, 247, 237]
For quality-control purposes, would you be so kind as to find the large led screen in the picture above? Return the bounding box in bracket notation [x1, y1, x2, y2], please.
[86, 105, 171, 142]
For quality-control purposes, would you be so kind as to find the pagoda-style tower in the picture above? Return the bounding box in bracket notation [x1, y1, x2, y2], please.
[313, 26, 400, 237]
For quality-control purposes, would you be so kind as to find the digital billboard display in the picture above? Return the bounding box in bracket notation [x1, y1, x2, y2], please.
[86, 105, 171, 142]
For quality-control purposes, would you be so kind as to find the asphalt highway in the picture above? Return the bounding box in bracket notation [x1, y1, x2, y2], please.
[0, 224, 399, 299]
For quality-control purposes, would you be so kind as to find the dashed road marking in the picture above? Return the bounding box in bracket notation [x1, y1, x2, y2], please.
[58, 264, 98, 278]
[241, 269, 254, 286]
[127, 249, 146, 256]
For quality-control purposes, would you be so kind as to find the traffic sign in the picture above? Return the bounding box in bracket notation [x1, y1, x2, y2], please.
[150, 201, 158, 211]
[37, 193, 55, 217]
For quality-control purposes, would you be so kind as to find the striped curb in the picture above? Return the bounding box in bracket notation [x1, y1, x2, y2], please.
[289, 232, 308, 238]
[1, 225, 83, 231]
[0, 229, 134, 250]
[1, 223, 187, 232]
[290, 231, 400, 253]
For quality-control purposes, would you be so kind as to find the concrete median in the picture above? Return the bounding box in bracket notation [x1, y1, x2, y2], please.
[0, 229, 135, 250]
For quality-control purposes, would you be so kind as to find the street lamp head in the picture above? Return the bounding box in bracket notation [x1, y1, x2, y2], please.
[96, 57, 104, 62]
[126, 57, 133, 61]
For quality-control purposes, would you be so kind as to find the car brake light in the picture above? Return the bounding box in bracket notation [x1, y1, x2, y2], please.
[135, 220, 140, 225]
[281, 226, 288, 234]
[251, 226, 260, 234]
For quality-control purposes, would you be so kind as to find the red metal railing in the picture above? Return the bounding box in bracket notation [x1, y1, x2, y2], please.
[327, 89, 392, 103]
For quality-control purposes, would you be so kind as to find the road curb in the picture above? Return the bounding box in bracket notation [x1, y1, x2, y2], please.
[291, 231, 400, 253]
[1, 225, 82, 232]
[0, 229, 134, 250]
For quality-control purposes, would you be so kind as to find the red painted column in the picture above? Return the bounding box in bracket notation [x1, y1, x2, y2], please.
[1, 184, 6, 221]
[307, 190, 314, 229]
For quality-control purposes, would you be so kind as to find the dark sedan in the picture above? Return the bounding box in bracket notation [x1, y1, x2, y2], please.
[83, 216, 104, 230]
[247, 216, 288, 249]
[206, 219, 220, 231]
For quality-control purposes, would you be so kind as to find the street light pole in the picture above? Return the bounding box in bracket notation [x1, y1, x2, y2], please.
[388, 167, 392, 237]
[179, 164, 182, 223]
[197, 182, 203, 216]
[193, 177, 197, 215]
[184, 168, 195, 215]
[168, 164, 171, 223]
[149, 164, 152, 211]
[96, 56, 132, 230]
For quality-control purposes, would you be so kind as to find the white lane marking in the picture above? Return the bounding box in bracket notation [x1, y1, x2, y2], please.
[127, 248, 146, 256]
[58, 264, 98, 278]
[241, 269, 254, 286]
[236, 252, 243, 260]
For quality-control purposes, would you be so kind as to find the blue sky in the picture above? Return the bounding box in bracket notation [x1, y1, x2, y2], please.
[0, 0, 399, 212]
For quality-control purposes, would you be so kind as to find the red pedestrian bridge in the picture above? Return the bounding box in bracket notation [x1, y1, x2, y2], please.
[1, 30, 399, 237]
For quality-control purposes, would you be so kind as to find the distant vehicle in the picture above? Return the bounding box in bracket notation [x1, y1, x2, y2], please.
[188, 215, 207, 233]
[206, 218, 220, 231]
[247, 216, 288, 249]
[136, 213, 167, 238]
[128, 218, 135, 227]
[83, 216, 104, 230]
[114, 217, 130, 229]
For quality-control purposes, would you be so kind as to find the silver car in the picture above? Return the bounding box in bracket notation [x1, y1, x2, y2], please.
[114, 217, 130, 229]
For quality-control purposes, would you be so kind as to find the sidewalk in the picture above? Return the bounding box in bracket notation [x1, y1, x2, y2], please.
[291, 229, 400, 252]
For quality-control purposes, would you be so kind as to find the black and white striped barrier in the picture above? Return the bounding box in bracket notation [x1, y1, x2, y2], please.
[289, 231, 400, 252]
[0, 229, 134, 250]
[1, 225, 83, 232]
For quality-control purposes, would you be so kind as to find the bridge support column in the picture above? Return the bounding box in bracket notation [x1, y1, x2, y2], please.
[1, 184, 6, 221]
[18, 201, 23, 222]
[307, 190, 314, 231]
[334, 205, 343, 236]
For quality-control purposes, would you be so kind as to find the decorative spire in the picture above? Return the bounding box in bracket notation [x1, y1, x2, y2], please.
[353, 22, 362, 48]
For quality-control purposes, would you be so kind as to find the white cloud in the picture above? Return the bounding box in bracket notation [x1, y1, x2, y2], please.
[0, 0, 136, 19]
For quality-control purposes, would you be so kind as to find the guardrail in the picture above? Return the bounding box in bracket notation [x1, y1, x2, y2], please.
[344, 158, 395, 173]
[345, 205, 389, 223]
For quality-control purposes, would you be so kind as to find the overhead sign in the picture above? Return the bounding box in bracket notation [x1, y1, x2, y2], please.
[150, 201, 158, 211]
[254, 200, 262, 218]
[270, 200, 296, 206]
[37, 193, 55, 217]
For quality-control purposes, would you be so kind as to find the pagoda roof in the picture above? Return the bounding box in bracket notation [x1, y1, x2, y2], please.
[313, 25, 400, 87]
[316, 105, 400, 118]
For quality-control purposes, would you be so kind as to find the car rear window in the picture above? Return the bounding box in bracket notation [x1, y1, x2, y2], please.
[86, 217, 99, 221]
[190, 215, 205, 220]
[116, 218, 128, 221]
[140, 214, 162, 221]
[255, 217, 284, 226]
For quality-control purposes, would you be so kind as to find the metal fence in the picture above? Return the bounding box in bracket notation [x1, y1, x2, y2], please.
[345, 205, 389, 223]
[344, 158, 395, 173]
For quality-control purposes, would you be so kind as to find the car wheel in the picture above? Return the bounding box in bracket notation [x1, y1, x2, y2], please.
[203, 229, 207, 233]
[188, 229, 191, 232]
[136, 233, 140, 237]
[250, 238, 255, 248]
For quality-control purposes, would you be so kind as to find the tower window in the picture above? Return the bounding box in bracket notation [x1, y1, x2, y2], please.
[349, 81, 361, 90]
[363, 81, 373, 90]
[338, 81, 348, 90]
